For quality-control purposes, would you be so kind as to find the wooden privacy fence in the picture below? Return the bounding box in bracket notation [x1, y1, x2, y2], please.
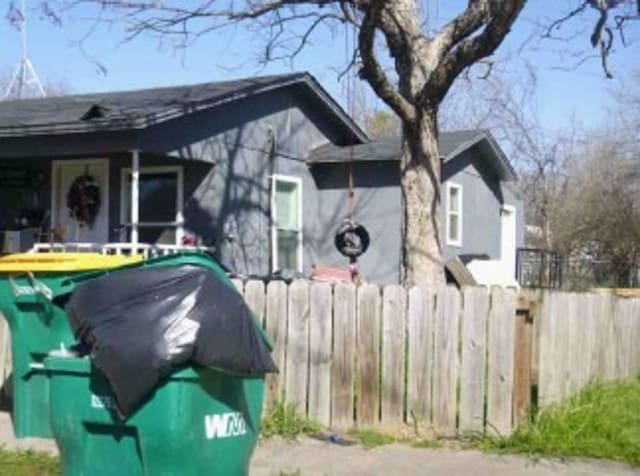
[239, 281, 521, 435]
[532, 290, 640, 407]
[1, 281, 639, 436]
[233, 280, 640, 436]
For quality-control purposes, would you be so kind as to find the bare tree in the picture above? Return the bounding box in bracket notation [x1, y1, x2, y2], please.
[37, 0, 634, 285]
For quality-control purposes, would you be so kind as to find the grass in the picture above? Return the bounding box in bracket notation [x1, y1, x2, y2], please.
[347, 428, 441, 450]
[347, 429, 396, 449]
[261, 401, 321, 440]
[0, 447, 60, 476]
[477, 379, 640, 466]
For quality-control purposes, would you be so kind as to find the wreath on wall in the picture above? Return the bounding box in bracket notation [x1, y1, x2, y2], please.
[66, 174, 101, 228]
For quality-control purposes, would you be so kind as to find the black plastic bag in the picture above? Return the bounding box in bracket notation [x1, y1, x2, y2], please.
[65, 264, 277, 418]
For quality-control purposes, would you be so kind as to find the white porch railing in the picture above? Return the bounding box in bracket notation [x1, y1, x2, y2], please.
[30, 242, 213, 259]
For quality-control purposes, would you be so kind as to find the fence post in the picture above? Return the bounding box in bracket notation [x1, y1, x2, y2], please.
[512, 293, 533, 425]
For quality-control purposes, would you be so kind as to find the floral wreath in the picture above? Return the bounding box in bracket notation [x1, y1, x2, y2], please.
[66, 174, 101, 228]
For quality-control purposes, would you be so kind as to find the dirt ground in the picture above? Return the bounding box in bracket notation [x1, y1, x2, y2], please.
[0, 412, 637, 476]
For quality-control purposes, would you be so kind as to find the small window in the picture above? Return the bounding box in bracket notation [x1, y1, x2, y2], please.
[272, 175, 302, 272]
[446, 182, 462, 246]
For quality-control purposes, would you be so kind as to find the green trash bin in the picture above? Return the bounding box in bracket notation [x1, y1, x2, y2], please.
[0, 251, 224, 438]
[45, 355, 265, 476]
[0, 252, 143, 438]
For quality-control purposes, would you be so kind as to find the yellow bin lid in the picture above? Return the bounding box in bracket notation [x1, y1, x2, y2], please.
[0, 253, 143, 273]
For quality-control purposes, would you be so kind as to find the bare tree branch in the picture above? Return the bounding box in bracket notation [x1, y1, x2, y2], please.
[358, 0, 416, 124]
[419, 0, 525, 106]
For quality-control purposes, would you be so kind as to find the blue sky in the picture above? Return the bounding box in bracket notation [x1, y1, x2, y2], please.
[1, 1, 637, 133]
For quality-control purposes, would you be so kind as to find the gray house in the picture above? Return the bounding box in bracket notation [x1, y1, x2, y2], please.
[0, 72, 522, 284]
[308, 132, 524, 284]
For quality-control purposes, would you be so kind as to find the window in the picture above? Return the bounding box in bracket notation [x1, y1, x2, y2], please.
[120, 166, 184, 244]
[272, 175, 302, 272]
[446, 182, 462, 246]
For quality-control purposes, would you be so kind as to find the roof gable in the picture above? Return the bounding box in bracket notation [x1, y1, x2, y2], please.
[0, 73, 367, 142]
[308, 129, 517, 181]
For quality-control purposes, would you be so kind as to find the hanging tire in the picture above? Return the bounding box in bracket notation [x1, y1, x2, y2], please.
[334, 220, 370, 258]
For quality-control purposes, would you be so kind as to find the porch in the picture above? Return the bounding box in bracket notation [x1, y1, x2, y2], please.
[0, 152, 212, 254]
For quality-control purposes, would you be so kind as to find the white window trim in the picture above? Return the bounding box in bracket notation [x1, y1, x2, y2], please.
[51, 158, 110, 241]
[120, 165, 184, 245]
[446, 181, 463, 247]
[271, 174, 303, 273]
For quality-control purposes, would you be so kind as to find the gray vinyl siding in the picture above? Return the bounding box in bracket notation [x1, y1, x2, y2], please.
[441, 148, 525, 263]
[280, 160, 402, 284]
[134, 89, 348, 276]
[304, 146, 524, 284]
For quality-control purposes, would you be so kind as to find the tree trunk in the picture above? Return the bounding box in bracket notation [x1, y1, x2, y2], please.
[400, 110, 446, 287]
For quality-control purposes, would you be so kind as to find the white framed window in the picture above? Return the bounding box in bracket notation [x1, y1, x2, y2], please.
[446, 182, 463, 247]
[271, 174, 303, 272]
[120, 166, 184, 245]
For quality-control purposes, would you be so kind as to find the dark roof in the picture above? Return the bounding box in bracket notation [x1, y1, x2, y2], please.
[0, 73, 367, 141]
[308, 129, 518, 181]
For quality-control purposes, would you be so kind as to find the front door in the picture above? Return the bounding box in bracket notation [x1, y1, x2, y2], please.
[52, 160, 109, 243]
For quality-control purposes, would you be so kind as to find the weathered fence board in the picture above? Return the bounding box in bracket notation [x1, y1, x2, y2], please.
[459, 286, 489, 433]
[432, 286, 460, 435]
[265, 281, 287, 407]
[285, 280, 310, 411]
[308, 283, 332, 426]
[356, 284, 381, 426]
[487, 287, 516, 435]
[632, 300, 640, 378]
[244, 280, 266, 326]
[331, 283, 356, 428]
[381, 285, 406, 426]
[512, 302, 533, 426]
[567, 293, 580, 395]
[406, 287, 435, 428]
[537, 291, 555, 407]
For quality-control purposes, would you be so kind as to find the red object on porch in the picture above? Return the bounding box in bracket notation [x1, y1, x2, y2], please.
[311, 264, 356, 283]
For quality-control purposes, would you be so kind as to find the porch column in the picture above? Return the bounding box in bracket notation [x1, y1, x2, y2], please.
[131, 150, 140, 245]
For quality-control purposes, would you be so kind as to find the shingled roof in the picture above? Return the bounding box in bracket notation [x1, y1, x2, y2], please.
[308, 130, 518, 181]
[0, 73, 367, 141]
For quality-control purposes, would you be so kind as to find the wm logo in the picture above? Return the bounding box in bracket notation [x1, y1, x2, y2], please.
[204, 412, 247, 439]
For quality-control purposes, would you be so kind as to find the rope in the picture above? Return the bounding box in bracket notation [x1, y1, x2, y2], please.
[345, 20, 356, 221]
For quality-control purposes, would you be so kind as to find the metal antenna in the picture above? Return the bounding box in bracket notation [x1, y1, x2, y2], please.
[4, 0, 46, 100]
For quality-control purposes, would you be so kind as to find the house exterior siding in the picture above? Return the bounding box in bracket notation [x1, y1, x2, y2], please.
[302, 146, 524, 284]
[441, 148, 524, 262]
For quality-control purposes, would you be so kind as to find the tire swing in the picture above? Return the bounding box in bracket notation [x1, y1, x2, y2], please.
[333, 25, 369, 283]
[333, 160, 370, 283]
